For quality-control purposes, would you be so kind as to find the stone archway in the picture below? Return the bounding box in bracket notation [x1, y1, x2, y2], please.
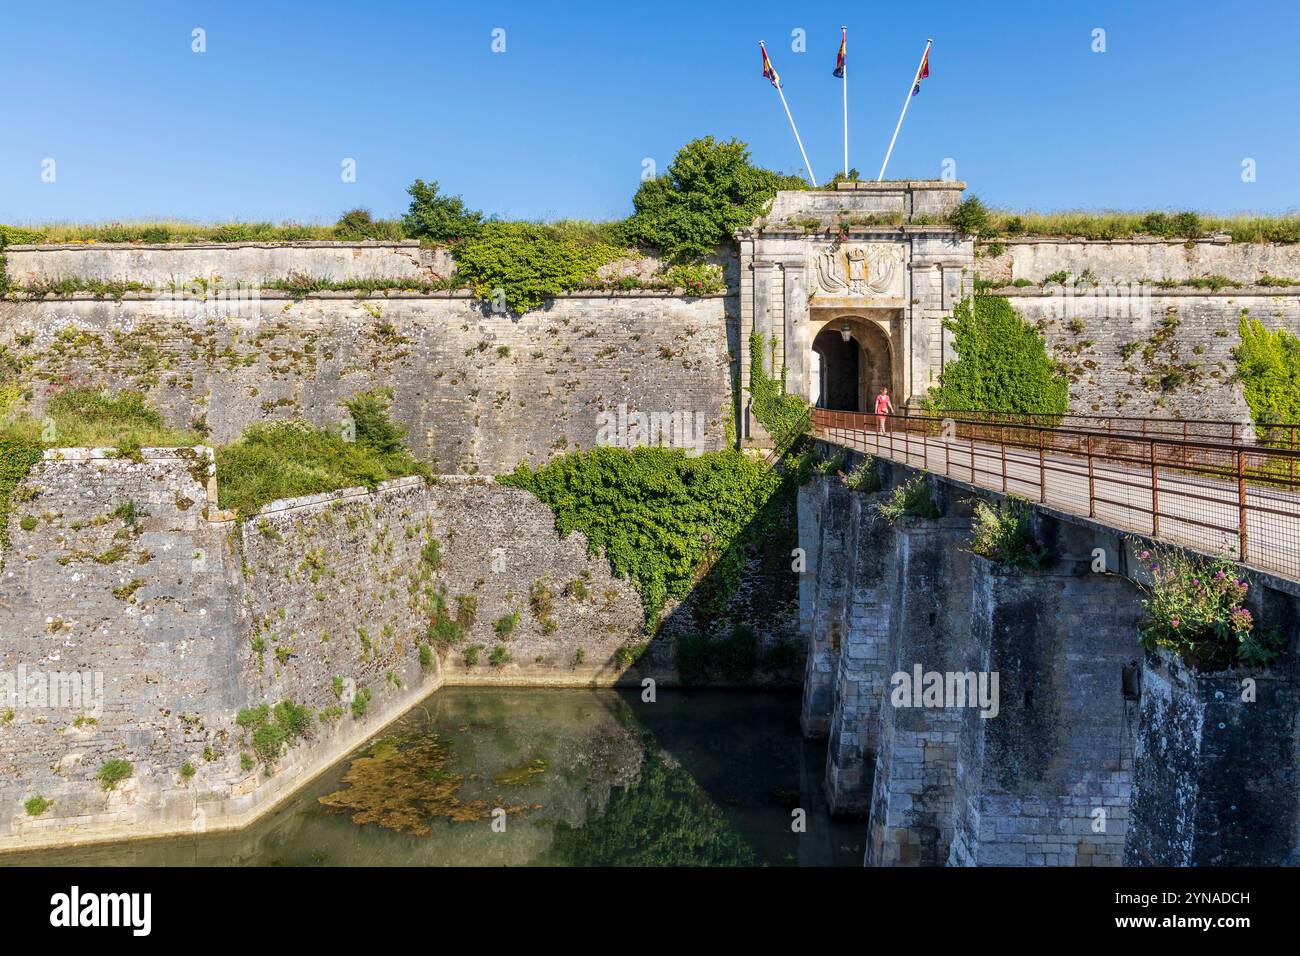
[811, 316, 894, 412]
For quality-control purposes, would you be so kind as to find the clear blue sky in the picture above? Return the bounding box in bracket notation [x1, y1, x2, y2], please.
[2, 0, 1297, 224]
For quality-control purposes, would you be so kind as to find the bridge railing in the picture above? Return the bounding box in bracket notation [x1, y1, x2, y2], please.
[917, 408, 1300, 450]
[812, 407, 1300, 582]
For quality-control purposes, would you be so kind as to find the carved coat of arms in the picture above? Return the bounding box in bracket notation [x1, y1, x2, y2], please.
[813, 243, 904, 297]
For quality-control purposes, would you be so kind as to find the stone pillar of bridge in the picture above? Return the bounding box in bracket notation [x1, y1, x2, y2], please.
[799, 477, 855, 739]
[1127, 636, 1300, 866]
[823, 485, 896, 815]
[968, 561, 1143, 866]
[866, 506, 978, 866]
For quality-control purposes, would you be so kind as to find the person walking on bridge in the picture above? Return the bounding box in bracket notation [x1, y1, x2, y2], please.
[874, 387, 895, 436]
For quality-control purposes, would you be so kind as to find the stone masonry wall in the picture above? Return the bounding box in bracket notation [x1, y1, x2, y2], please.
[804, 449, 1300, 866]
[1004, 291, 1300, 422]
[0, 456, 653, 852]
[0, 292, 732, 475]
[977, 238, 1300, 286]
[2, 241, 452, 286]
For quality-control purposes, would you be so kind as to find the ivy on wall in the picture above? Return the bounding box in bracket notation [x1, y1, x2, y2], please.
[748, 331, 810, 453]
[454, 221, 627, 314]
[1236, 313, 1300, 426]
[922, 295, 1069, 415]
[498, 446, 788, 632]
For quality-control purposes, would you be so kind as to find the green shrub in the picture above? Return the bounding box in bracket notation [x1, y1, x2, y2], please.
[488, 643, 513, 667]
[621, 136, 806, 262]
[215, 405, 428, 515]
[24, 795, 50, 816]
[922, 296, 1069, 415]
[98, 759, 133, 791]
[419, 642, 434, 669]
[454, 220, 627, 313]
[180, 762, 196, 780]
[401, 179, 484, 244]
[875, 475, 938, 522]
[343, 388, 408, 455]
[1135, 545, 1279, 670]
[1236, 314, 1300, 426]
[335, 208, 405, 241]
[968, 497, 1047, 570]
[946, 195, 990, 235]
[463, 643, 485, 666]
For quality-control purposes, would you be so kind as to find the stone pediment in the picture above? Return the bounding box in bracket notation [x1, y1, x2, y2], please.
[811, 242, 905, 301]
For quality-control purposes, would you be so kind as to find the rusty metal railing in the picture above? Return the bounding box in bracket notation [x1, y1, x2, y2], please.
[920, 408, 1300, 450]
[813, 407, 1300, 582]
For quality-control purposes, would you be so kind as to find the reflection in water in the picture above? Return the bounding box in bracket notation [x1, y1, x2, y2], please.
[4, 688, 864, 867]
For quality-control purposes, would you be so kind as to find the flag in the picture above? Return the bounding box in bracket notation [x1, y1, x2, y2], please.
[911, 48, 930, 96]
[761, 42, 781, 89]
[833, 29, 846, 78]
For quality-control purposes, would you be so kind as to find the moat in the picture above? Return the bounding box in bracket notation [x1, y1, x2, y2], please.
[3, 688, 863, 867]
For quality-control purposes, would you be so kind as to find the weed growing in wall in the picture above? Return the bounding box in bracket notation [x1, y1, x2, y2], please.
[968, 497, 1047, 570]
[1135, 544, 1281, 670]
[235, 701, 314, 767]
[875, 475, 938, 523]
[841, 456, 882, 493]
[97, 759, 133, 791]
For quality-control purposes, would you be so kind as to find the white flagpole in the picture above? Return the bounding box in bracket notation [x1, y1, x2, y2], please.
[878, 38, 932, 182]
[763, 41, 818, 187]
[841, 27, 849, 177]
[778, 84, 819, 187]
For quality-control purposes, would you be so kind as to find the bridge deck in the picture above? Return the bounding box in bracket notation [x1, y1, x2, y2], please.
[817, 423, 1300, 584]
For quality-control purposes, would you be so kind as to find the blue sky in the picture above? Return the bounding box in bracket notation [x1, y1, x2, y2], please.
[1, 0, 1297, 224]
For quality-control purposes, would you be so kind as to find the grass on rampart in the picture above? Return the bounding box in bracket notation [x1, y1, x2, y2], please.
[214, 391, 429, 515]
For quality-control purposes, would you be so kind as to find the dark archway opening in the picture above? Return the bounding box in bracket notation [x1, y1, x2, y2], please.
[812, 327, 860, 411]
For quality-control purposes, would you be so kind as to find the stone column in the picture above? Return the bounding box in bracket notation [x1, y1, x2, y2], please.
[867, 514, 976, 866]
[783, 261, 810, 403]
[800, 477, 855, 739]
[824, 491, 896, 815]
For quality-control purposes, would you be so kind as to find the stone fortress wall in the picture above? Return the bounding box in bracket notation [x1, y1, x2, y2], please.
[0, 453, 650, 851]
[0, 293, 733, 475]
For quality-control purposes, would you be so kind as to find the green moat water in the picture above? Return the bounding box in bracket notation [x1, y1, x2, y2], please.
[5, 688, 864, 867]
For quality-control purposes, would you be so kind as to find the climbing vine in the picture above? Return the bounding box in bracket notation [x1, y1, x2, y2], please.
[498, 446, 789, 632]
[454, 221, 627, 314]
[748, 331, 810, 453]
[922, 295, 1068, 415]
[1236, 313, 1300, 426]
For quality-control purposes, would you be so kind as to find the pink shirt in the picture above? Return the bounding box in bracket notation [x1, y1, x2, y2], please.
[874, 394, 891, 414]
